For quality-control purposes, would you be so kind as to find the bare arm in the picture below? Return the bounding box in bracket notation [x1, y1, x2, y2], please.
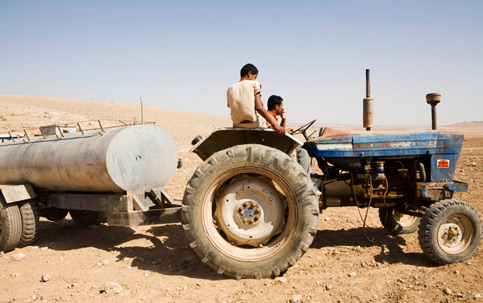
[254, 94, 285, 134]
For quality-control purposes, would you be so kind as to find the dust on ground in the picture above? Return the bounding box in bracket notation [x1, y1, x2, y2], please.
[0, 95, 482, 303]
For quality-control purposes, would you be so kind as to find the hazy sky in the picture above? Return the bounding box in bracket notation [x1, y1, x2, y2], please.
[1, 1, 482, 126]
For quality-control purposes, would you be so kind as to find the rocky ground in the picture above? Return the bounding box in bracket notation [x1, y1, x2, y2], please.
[0, 95, 482, 303]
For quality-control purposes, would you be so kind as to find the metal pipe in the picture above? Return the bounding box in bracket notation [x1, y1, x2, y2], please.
[140, 97, 144, 124]
[426, 93, 441, 130]
[363, 69, 374, 131]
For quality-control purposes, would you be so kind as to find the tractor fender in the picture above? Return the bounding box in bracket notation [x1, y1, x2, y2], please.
[191, 127, 302, 161]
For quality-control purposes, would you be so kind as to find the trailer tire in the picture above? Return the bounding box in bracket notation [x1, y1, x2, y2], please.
[418, 200, 481, 264]
[19, 201, 40, 247]
[379, 207, 420, 235]
[70, 210, 106, 227]
[182, 144, 319, 279]
[0, 201, 22, 252]
[42, 208, 69, 222]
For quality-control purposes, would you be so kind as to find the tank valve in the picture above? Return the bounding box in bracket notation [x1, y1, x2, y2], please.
[426, 93, 441, 130]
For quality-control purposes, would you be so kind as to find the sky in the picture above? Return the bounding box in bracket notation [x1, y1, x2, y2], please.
[1, 0, 482, 126]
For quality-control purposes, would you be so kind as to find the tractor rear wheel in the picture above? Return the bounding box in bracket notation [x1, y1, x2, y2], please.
[182, 144, 319, 279]
[379, 207, 420, 235]
[0, 201, 22, 252]
[418, 200, 481, 264]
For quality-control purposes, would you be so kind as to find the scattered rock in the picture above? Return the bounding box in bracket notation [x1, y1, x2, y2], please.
[349, 272, 356, 277]
[397, 278, 405, 283]
[144, 271, 153, 276]
[0, 251, 4, 258]
[443, 288, 452, 295]
[291, 294, 302, 302]
[10, 273, 22, 277]
[316, 280, 321, 286]
[10, 253, 25, 261]
[102, 260, 110, 265]
[103, 282, 123, 295]
[453, 270, 460, 275]
[474, 293, 482, 299]
[469, 162, 477, 167]
[275, 277, 287, 283]
[31, 246, 39, 250]
[40, 274, 51, 282]
[456, 293, 465, 298]
[196, 282, 203, 287]
[466, 261, 472, 265]
[326, 284, 333, 290]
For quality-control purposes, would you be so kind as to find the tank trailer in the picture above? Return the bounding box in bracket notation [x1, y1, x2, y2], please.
[0, 75, 480, 279]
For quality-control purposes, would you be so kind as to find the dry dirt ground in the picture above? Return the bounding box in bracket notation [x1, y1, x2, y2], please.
[0, 95, 482, 303]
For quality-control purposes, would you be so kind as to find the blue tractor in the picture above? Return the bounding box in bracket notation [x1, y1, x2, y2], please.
[184, 93, 481, 279]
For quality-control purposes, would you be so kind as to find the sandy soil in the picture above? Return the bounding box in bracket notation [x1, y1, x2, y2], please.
[0, 95, 482, 303]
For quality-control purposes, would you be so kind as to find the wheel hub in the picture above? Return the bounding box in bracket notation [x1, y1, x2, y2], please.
[214, 176, 286, 247]
[441, 223, 462, 247]
[237, 201, 261, 224]
[437, 215, 473, 254]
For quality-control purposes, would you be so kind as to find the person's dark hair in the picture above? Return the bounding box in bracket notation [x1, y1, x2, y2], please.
[240, 63, 258, 78]
[267, 95, 283, 110]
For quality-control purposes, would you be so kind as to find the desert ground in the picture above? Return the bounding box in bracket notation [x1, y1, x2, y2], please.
[0, 94, 482, 303]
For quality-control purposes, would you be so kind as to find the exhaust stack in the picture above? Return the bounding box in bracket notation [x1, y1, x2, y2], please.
[426, 93, 441, 130]
[363, 69, 374, 131]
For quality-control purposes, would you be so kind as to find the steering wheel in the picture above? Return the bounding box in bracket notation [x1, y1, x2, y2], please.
[290, 119, 316, 140]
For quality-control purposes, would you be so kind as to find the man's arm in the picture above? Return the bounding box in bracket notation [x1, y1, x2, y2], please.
[254, 94, 285, 134]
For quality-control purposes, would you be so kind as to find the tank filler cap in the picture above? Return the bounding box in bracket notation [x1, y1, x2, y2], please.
[426, 93, 441, 106]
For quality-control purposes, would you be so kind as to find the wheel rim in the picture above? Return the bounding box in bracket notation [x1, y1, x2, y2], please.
[214, 176, 285, 247]
[393, 209, 419, 227]
[437, 214, 474, 254]
[202, 167, 298, 262]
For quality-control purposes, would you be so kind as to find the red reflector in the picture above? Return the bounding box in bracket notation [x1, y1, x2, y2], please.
[437, 159, 450, 168]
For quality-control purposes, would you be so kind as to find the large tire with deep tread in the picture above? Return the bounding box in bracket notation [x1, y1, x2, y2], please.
[19, 201, 40, 247]
[0, 201, 22, 252]
[418, 200, 481, 264]
[69, 210, 106, 227]
[182, 144, 319, 279]
[379, 207, 420, 235]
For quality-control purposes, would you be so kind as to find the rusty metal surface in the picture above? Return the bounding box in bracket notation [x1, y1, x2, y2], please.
[191, 128, 301, 161]
[0, 125, 178, 193]
[106, 206, 181, 227]
[0, 184, 36, 203]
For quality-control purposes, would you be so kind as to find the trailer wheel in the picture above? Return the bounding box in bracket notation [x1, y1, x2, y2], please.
[70, 210, 106, 227]
[19, 201, 40, 247]
[418, 200, 481, 264]
[0, 201, 22, 252]
[182, 144, 319, 279]
[41, 208, 69, 222]
[379, 207, 420, 235]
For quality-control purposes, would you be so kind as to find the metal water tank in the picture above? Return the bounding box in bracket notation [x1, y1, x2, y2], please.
[0, 124, 178, 193]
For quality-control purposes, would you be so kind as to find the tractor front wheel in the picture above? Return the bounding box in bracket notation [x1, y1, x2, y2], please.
[379, 207, 420, 235]
[418, 200, 481, 264]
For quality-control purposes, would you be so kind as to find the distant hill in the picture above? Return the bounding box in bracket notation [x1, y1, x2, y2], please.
[447, 121, 483, 128]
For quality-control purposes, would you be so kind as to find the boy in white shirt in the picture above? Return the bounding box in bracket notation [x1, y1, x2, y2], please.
[227, 64, 285, 134]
